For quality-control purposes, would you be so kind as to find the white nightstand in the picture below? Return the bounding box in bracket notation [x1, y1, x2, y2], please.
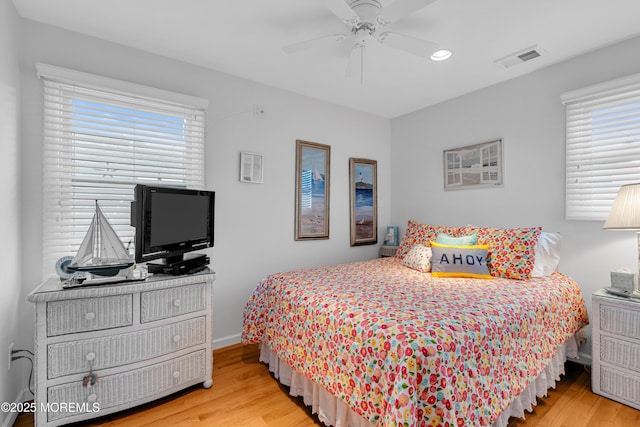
[379, 245, 398, 258]
[591, 289, 640, 410]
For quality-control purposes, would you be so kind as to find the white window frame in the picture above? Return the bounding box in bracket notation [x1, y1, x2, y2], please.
[445, 151, 463, 187]
[37, 64, 208, 278]
[562, 72, 640, 221]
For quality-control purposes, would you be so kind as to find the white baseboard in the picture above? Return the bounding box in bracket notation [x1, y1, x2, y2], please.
[1, 387, 28, 427]
[212, 333, 241, 350]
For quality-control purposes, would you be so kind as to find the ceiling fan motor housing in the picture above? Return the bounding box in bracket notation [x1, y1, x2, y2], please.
[354, 24, 374, 44]
[349, 0, 383, 24]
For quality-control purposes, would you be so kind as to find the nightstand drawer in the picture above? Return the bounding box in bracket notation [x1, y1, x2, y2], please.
[599, 303, 640, 340]
[600, 365, 640, 406]
[47, 349, 206, 422]
[141, 283, 206, 323]
[46, 295, 133, 337]
[47, 316, 207, 378]
[600, 335, 640, 374]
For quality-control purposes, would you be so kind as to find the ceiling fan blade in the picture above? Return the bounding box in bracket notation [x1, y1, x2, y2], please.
[377, 0, 437, 25]
[346, 44, 365, 83]
[377, 31, 439, 57]
[325, 0, 360, 24]
[283, 34, 347, 54]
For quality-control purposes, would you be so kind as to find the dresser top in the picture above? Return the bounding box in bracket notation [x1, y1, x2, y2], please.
[27, 269, 215, 303]
[594, 288, 640, 304]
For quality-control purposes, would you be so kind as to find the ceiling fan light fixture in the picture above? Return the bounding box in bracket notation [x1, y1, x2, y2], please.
[430, 49, 452, 61]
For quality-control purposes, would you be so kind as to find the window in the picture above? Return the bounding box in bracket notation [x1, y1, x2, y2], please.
[562, 73, 640, 220]
[37, 64, 208, 278]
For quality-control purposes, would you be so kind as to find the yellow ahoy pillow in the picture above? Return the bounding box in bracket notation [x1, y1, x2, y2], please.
[430, 241, 492, 279]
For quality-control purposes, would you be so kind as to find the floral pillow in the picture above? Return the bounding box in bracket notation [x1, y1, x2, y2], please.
[400, 244, 432, 273]
[396, 220, 468, 260]
[469, 226, 542, 280]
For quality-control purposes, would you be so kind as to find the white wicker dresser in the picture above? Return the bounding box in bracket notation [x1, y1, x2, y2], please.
[591, 288, 640, 410]
[26, 271, 215, 426]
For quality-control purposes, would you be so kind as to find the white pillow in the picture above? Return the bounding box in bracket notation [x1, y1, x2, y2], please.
[531, 232, 562, 277]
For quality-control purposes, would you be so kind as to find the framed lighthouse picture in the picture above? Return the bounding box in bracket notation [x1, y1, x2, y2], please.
[349, 158, 377, 246]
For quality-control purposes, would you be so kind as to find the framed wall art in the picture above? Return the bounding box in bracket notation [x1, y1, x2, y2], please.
[443, 139, 503, 190]
[295, 140, 330, 240]
[239, 151, 263, 183]
[349, 158, 377, 246]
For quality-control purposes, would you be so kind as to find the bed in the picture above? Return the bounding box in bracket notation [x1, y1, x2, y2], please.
[242, 222, 589, 427]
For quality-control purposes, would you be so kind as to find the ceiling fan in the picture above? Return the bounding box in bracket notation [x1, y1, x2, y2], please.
[283, 0, 445, 83]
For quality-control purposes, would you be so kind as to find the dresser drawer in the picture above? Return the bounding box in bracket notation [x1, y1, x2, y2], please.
[600, 365, 640, 406]
[47, 316, 207, 379]
[600, 335, 640, 374]
[599, 302, 640, 340]
[141, 283, 206, 323]
[47, 349, 207, 422]
[46, 295, 133, 337]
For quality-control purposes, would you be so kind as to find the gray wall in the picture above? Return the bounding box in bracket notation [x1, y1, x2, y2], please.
[391, 35, 640, 358]
[0, 2, 24, 426]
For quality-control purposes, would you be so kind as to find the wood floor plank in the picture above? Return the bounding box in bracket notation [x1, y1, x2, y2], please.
[13, 344, 638, 427]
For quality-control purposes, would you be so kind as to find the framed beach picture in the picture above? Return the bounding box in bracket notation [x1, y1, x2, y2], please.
[349, 158, 377, 246]
[443, 139, 503, 190]
[295, 140, 330, 240]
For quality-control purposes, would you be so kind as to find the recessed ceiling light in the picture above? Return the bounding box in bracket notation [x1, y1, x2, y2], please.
[431, 49, 452, 61]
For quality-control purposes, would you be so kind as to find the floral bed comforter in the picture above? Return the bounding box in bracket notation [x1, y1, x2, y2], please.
[242, 257, 588, 427]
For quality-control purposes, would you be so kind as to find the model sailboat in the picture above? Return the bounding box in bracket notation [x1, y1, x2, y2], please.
[68, 201, 134, 277]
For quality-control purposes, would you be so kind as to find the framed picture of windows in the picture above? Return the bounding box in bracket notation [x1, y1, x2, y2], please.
[443, 139, 503, 190]
[240, 152, 263, 183]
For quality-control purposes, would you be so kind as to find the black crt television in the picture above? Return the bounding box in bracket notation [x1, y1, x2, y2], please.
[131, 184, 215, 275]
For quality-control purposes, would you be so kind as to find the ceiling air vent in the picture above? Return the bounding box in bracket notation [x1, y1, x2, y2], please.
[494, 45, 546, 69]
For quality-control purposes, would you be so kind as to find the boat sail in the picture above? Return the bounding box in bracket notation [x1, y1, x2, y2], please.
[313, 165, 323, 181]
[68, 201, 134, 277]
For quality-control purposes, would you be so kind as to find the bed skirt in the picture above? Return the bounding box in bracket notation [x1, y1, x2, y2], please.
[259, 337, 580, 427]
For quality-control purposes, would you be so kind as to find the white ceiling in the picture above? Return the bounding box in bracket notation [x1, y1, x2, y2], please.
[12, 0, 640, 118]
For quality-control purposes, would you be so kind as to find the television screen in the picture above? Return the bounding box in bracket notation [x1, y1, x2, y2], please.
[149, 192, 211, 247]
[132, 185, 215, 266]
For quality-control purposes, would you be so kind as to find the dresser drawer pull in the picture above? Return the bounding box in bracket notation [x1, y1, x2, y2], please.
[86, 352, 96, 362]
[173, 299, 181, 308]
[172, 371, 180, 379]
[85, 312, 96, 321]
[87, 393, 97, 403]
[173, 335, 181, 343]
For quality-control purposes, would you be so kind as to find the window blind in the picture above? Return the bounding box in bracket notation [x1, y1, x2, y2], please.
[562, 72, 640, 221]
[38, 64, 207, 278]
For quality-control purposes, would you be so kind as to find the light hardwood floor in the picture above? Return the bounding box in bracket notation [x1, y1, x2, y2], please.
[14, 343, 640, 426]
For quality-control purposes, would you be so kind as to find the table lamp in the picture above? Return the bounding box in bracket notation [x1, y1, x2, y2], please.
[603, 183, 640, 295]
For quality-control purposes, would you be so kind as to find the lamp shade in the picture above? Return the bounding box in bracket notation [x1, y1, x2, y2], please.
[603, 183, 640, 230]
